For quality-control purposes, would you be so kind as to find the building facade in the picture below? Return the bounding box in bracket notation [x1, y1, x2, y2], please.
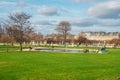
[84, 32, 120, 41]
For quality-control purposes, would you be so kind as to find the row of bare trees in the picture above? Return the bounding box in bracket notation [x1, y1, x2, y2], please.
[0, 12, 120, 52]
[106, 38, 120, 48]
[43, 32, 120, 48]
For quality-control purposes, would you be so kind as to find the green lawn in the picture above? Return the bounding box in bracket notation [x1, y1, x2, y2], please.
[0, 49, 120, 80]
[0, 45, 19, 51]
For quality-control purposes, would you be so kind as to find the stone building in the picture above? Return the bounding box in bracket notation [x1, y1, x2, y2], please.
[84, 32, 120, 41]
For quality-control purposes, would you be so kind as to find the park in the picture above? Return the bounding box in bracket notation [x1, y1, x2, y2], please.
[0, 11, 120, 80]
[0, 0, 120, 80]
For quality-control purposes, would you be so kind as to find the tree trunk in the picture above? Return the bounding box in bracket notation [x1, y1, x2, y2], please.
[20, 42, 23, 52]
[64, 33, 67, 47]
[6, 43, 8, 52]
[11, 42, 14, 46]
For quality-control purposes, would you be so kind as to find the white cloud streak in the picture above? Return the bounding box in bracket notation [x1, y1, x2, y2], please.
[70, 0, 109, 3]
[0, 1, 16, 5]
[88, 1, 120, 19]
[38, 7, 58, 16]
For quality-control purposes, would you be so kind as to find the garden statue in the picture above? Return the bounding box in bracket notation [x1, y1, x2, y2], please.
[98, 45, 106, 53]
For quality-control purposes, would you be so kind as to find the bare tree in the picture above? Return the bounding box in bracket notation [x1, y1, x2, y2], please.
[7, 12, 32, 51]
[0, 22, 14, 52]
[0, 24, 4, 38]
[55, 21, 71, 47]
[5, 26, 15, 46]
[23, 28, 34, 43]
[73, 32, 90, 47]
[0, 34, 12, 52]
[74, 36, 88, 47]
[109, 38, 120, 48]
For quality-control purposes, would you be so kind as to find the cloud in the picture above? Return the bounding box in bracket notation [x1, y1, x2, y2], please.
[31, 19, 58, 26]
[0, 1, 16, 5]
[69, 0, 109, 3]
[70, 0, 81, 3]
[67, 17, 120, 29]
[0, 13, 8, 16]
[70, 18, 97, 27]
[33, 24, 56, 35]
[88, 1, 120, 19]
[60, 7, 69, 13]
[35, 20, 53, 26]
[11, 10, 23, 14]
[38, 7, 58, 16]
[98, 19, 120, 27]
[17, 0, 25, 7]
[31, 18, 120, 35]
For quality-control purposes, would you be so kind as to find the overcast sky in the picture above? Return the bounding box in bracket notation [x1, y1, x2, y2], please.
[0, 0, 120, 34]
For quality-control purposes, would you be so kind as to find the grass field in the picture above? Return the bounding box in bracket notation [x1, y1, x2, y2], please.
[0, 45, 19, 51]
[0, 49, 120, 80]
